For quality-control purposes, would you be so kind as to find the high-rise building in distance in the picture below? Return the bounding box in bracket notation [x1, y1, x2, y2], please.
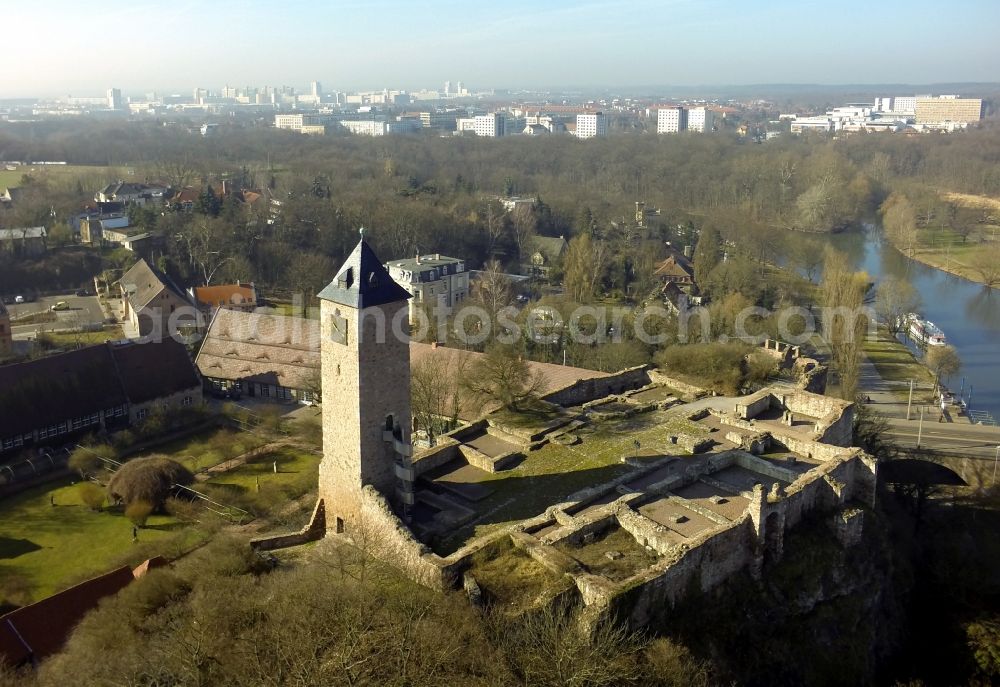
[106, 88, 123, 110]
[915, 96, 983, 124]
[687, 107, 715, 133]
[576, 112, 608, 139]
[656, 107, 686, 134]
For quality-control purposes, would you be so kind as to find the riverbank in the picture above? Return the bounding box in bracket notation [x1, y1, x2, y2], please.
[890, 243, 998, 288]
[881, 190, 1000, 288]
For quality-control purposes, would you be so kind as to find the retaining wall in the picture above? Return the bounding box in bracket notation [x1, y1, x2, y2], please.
[250, 499, 326, 551]
[542, 366, 652, 407]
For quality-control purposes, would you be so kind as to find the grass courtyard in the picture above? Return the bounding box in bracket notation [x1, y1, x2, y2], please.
[0, 479, 207, 604]
[435, 407, 710, 553]
[0, 429, 321, 606]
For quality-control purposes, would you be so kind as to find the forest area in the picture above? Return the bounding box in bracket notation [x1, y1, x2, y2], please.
[3, 118, 999, 385]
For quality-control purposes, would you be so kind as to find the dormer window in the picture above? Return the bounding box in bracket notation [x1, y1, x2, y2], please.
[368, 272, 378, 288]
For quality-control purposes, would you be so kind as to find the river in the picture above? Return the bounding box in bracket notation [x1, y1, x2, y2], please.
[819, 225, 1000, 421]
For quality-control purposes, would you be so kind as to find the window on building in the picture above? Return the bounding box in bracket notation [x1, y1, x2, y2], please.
[182, 396, 193, 406]
[136, 408, 148, 420]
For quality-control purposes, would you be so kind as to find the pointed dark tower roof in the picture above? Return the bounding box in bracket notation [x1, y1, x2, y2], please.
[317, 229, 411, 308]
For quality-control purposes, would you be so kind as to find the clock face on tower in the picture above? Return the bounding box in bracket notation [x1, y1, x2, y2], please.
[330, 311, 348, 345]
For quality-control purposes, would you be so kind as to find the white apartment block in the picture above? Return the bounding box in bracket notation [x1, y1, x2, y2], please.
[873, 96, 916, 115]
[340, 120, 389, 136]
[473, 113, 505, 137]
[790, 116, 834, 133]
[575, 112, 608, 139]
[275, 114, 325, 131]
[656, 107, 686, 134]
[456, 117, 477, 133]
[687, 107, 716, 133]
[385, 254, 469, 318]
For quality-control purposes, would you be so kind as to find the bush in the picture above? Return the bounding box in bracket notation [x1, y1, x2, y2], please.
[657, 342, 748, 395]
[77, 482, 105, 511]
[658, 342, 778, 395]
[110, 428, 136, 452]
[125, 500, 154, 527]
[68, 444, 116, 478]
[107, 456, 194, 510]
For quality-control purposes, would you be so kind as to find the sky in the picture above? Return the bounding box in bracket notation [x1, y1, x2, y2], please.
[3, 0, 999, 98]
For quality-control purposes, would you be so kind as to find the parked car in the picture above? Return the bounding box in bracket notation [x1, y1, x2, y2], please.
[14, 295, 24, 304]
[50, 301, 69, 311]
[75, 288, 91, 297]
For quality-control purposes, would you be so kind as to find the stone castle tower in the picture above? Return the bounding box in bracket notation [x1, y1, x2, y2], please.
[317, 232, 414, 533]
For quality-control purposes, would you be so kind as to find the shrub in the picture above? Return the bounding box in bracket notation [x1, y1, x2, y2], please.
[68, 443, 116, 478]
[658, 342, 748, 395]
[108, 456, 194, 510]
[77, 482, 105, 511]
[125, 500, 154, 527]
[110, 428, 136, 452]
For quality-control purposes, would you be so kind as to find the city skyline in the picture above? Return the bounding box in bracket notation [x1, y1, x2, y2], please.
[3, 0, 1000, 98]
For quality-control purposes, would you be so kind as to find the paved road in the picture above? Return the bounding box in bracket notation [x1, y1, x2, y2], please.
[884, 417, 1000, 460]
[8, 293, 104, 339]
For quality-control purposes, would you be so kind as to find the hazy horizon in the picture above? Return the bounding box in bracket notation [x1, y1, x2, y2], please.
[4, 0, 999, 99]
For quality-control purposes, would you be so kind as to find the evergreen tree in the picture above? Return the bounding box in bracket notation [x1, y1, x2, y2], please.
[692, 225, 721, 282]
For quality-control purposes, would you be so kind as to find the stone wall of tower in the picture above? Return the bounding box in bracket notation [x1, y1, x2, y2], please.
[318, 297, 411, 531]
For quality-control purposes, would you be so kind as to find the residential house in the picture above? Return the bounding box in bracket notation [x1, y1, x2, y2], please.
[521, 235, 568, 279]
[0, 338, 202, 455]
[652, 243, 695, 284]
[166, 186, 199, 212]
[79, 214, 130, 245]
[121, 233, 156, 253]
[118, 259, 200, 339]
[94, 181, 169, 206]
[188, 283, 258, 315]
[0, 227, 47, 257]
[385, 254, 469, 318]
[102, 226, 140, 246]
[0, 301, 11, 359]
[499, 196, 536, 213]
[195, 309, 321, 403]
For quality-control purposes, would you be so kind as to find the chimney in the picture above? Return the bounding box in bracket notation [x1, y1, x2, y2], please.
[431, 341, 438, 349]
[416, 253, 421, 264]
[435, 253, 440, 260]
[683, 245, 693, 258]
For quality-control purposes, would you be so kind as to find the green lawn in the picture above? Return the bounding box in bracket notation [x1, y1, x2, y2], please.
[863, 327, 936, 402]
[152, 427, 268, 473]
[0, 432, 306, 605]
[0, 479, 206, 603]
[864, 328, 935, 384]
[205, 446, 319, 493]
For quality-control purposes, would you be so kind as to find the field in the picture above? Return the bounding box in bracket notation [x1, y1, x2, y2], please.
[0, 164, 133, 191]
[884, 191, 1000, 286]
